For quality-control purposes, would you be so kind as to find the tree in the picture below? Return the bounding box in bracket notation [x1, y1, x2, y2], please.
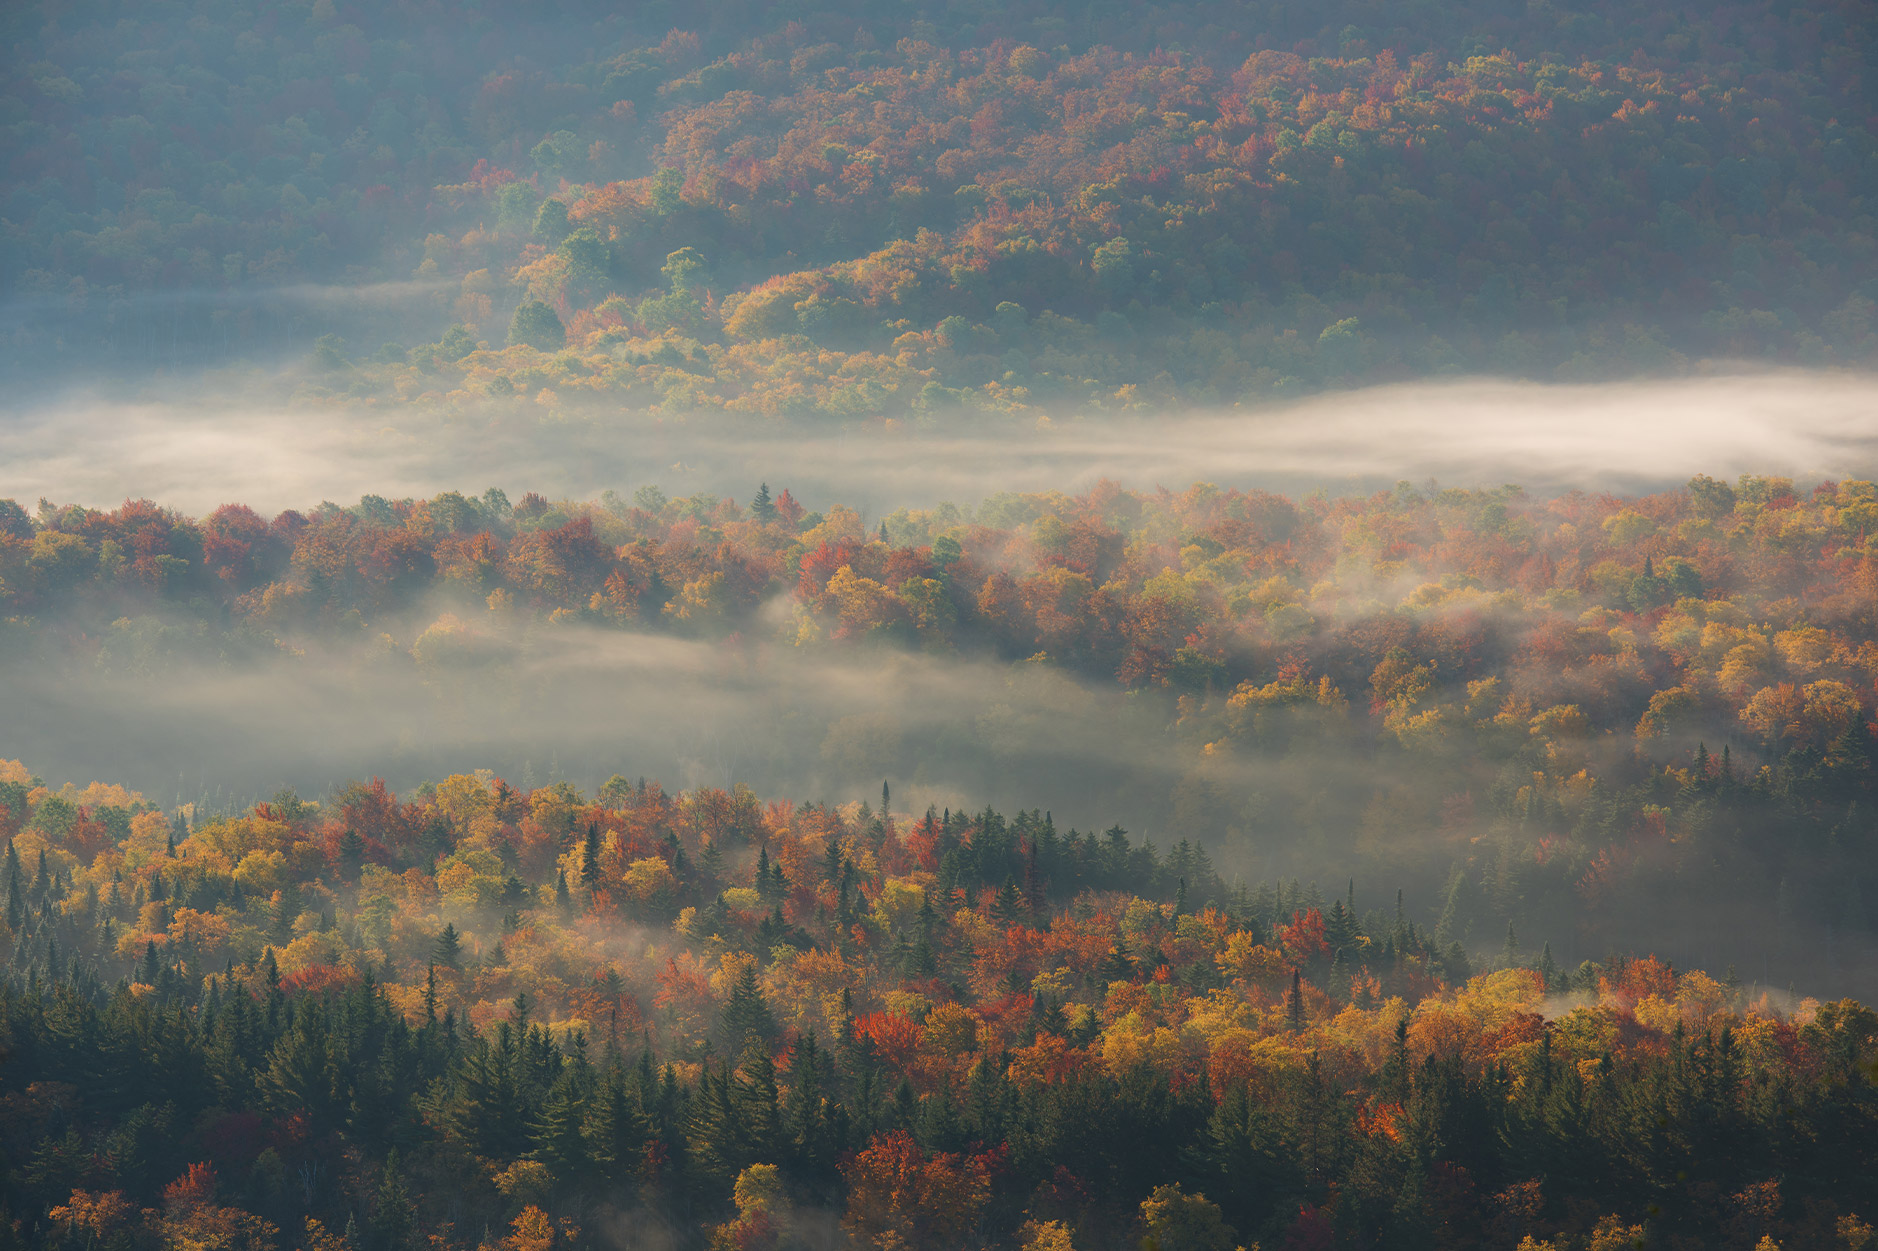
[434, 923, 462, 970]
[720, 960, 778, 1050]
[586, 1063, 648, 1187]
[1139, 1184, 1239, 1251]
[841, 1131, 990, 1250]
[509, 300, 566, 352]
[338, 829, 366, 881]
[752, 483, 778, 524]
[533, 198, 572, 245]
[529, 1073, 590, 1182]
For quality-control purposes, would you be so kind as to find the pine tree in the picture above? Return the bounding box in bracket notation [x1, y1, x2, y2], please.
[586, 1061, 649, 1188]
[582, 822, 602, 889]
[272, 879, 302, 943]
[433, 923, 462, 970]
[1287, 968, 1305, 1030]
[338, 829, 366, 880]
[453, 1033, 527, 1158]
[720, 960, 778, 1050]
[529, 1072, 591, 1182]
[787, 1029, 837, 1190]
[1023, 842, 1046, 915]
[3, 855, 21, 932]
[1101, 938, 1137, 983]
[993, 876, 1026, 927]
[752, 482, 778, 524]
[735, 1034, 784, 1163]
[372, 1150, 416, 1251]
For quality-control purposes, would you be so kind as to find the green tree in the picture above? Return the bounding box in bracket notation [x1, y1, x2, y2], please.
[509, 300, 566, 352]
[720, 960, 778, 1050]
[433, 923, 462, 969]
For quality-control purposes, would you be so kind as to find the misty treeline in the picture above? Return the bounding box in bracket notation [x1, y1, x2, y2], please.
[5, 0, 1874, 402]
[3, 759, 1876, 1251]
[9, 473, 1878, 990]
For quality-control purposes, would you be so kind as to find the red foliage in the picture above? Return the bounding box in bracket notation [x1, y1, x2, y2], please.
[1278, 908, 1330, 965]
[279, 964, 361, 998]
[854, 1011, 923, 1072]
[164, 1162, 218, 1209]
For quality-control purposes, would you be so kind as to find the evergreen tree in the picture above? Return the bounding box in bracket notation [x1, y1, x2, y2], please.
[587, 1060, 649, 1189]
[530, 1071, 591, 1183]
[433, 923, 462, 969]
[786, 1029, 840, 1191]
[372, 1150, 416, 1251]
[720, 960, 778, 1050]
[993, 876, 1026, 927]
[582, 822, 602, 889]
[338, 828, 366, 880]
[1101, 938, 1137, 983]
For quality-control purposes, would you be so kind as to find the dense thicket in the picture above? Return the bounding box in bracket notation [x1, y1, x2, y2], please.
[3, 762, 1876, 1251]
[4, 0, 1873, 403]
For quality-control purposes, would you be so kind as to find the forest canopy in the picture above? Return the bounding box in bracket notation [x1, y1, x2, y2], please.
[5, 0, 1878, 1247]
[3, 758, 1876, 1251]
[3, 0, 1874, 411]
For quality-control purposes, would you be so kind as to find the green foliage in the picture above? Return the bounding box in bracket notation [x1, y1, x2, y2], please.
[508, 300, 567, 352]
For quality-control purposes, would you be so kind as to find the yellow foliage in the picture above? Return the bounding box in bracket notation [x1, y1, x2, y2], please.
[492, 1162, 553, 1208]
[734, 1164, 784, 1218]
[1586, 1214, 1647, 1250]
[924, 1001, 982, 1056]
[233, 850, 288, 896]
[275, 930, 347, 977]
[1453, 968, 1547, 1029]
[1217, 932, 1288, 986]
[192, 813, 291, 863]
[1021, 1219, 1077, 1251]
[624, 856, 678, 901]
[872, 877, 926, 932]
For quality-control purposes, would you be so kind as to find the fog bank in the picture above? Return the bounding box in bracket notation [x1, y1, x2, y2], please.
[4, 370, 1876, 516]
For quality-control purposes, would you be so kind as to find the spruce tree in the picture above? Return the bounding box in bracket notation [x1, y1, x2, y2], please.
[581, 822, 602, 889]
[586, 1061, 648, 1187]
[529, 1072, 591, 1182]
[433, 923, 462, 970]
[720, 961, 778, 1050]
[338, 829, 366, 881]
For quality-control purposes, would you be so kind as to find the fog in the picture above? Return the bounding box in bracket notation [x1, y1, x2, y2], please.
[8, 368, 1878, 995]
[4, 369, 1878, 517]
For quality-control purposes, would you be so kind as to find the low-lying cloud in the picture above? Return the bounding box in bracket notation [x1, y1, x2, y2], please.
[4, 369, 1876, 517]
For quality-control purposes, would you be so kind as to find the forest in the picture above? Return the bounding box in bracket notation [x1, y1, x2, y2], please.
[3, 760, 1876, 1251]
[4, 0, 1875, 411]
[8, 472, 1878, 991]
[5, 0, 1878, 1247]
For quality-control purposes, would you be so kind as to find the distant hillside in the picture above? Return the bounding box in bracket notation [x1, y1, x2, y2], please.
[3, 0, 1874, 406]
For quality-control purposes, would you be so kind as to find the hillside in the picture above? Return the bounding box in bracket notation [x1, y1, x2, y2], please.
[4, 0, 1874, 409]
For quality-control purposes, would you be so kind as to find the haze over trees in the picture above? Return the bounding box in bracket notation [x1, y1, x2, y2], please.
[4, 0, 1878, 1247]
[3, 760, 1876, 1250]
[3, 0, 1873, 410]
